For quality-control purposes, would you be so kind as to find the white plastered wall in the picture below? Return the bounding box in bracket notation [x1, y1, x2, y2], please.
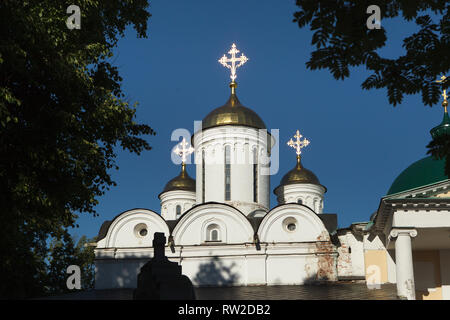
[94, 203, 338, 289]
[159, 189, 196, 220]
[275, 183, 325, 213]
[193, 126, 273, 215]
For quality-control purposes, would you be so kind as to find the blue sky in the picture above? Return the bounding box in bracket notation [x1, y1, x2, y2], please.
[71, 1, 445, 240]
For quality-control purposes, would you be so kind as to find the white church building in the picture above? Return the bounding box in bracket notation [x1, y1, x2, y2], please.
[94, 45, 450, 300]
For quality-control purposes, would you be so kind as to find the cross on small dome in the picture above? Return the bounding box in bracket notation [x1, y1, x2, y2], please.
[173, 137, 194, 164]
[287, 130, 310, 157]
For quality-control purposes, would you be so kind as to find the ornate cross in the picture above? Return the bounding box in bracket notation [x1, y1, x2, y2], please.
[436, 75, 448, 111]
[287, 130, 310, 156]
[436, 75, 448, 97]
[218, 43, 249, 82]
[173, 137, 194, 164]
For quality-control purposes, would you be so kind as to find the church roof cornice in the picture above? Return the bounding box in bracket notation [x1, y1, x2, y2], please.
[369, 196, 450, 235]
[95, 208, 168, 242]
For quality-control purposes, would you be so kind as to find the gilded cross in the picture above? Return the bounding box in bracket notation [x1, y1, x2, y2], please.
[436, 75, 448, 111]
[173, 137, 194, 164]
[436, 75, 447, 85]
[218, 43, 249, 82]
[287, 130, 310, 156]
[436, 75, 448, 98]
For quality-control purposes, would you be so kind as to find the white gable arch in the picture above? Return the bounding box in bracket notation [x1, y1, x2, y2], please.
[98, 209, 170, 248]
[258, 204, 329, 243]
[172, 203, 254, 245]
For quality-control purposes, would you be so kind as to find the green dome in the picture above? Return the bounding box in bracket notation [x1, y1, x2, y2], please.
[430, 111, 450, 138]
[387, 156, 448, 195]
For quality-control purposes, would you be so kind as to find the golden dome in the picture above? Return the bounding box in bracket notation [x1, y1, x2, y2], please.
[159, 164, 195, 197]
[201, 83, 266, 130]
[274, 156, 326, 193]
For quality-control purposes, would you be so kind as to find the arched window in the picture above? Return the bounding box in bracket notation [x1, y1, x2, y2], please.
[206, 223, 221, 242]
[253, 149, 258, 203]
[176, 205, 181, 217]
[297, 199, 303, 204]
[224, 146, 231, 201]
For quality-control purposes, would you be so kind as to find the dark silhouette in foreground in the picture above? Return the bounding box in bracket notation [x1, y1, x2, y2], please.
[133, 232, 195, 300]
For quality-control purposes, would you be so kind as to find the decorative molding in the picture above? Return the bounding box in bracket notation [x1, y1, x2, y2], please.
[385, 180, 450, 200]
[389, 228, 418, 239]
[371, 195, 450, 235]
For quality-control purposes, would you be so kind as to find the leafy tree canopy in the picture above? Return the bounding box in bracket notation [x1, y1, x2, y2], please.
[0, 0, 153, 298]
[293, 0, 449, 175]
[46, 232, 96, 295]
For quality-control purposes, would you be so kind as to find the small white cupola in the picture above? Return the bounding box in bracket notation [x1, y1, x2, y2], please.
[159, 138, 196, 220]
[274, 130, 326, 213]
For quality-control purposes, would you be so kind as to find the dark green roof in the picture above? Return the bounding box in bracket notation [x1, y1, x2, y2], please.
[387, 156, 448, 195]
[430, 111, 450, 138]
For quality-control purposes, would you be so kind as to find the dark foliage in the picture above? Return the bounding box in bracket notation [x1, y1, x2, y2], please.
[293, 0, 449, 174]
[0, 0, 154, 298]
